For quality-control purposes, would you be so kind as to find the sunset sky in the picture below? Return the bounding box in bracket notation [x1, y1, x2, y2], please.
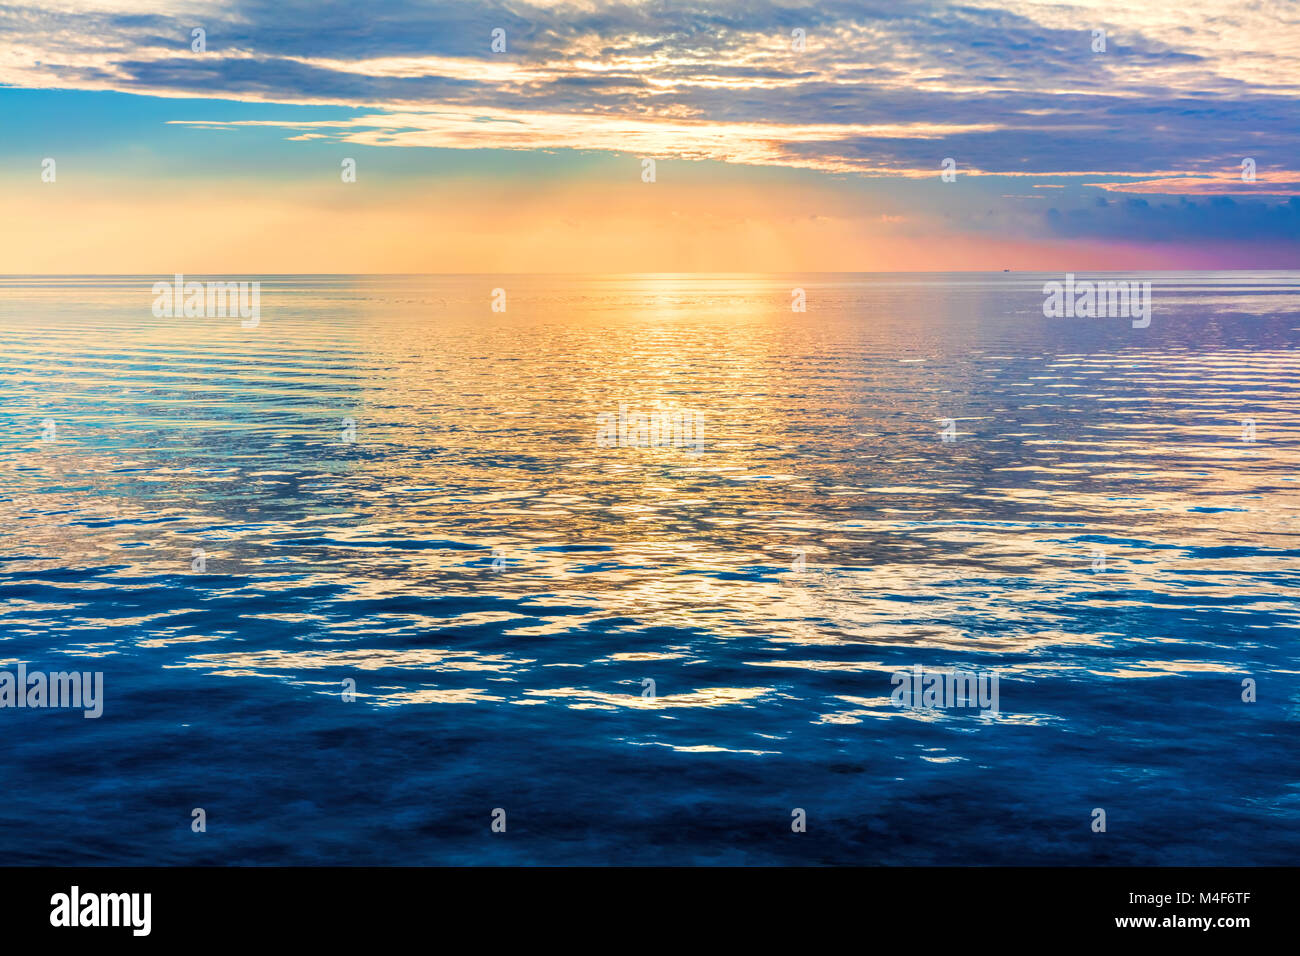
[2, 0, 1298, 272]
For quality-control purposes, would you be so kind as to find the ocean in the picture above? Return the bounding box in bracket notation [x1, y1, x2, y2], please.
[1, 273, 1297, 864]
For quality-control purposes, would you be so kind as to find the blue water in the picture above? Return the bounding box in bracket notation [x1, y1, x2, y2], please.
[0, 273, 1297, 864]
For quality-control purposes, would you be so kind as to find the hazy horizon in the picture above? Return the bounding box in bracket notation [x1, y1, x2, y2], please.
[4, 269, 1298, 277]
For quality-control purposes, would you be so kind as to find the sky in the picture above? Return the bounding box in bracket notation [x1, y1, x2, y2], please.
[1, 0, 1298, 273]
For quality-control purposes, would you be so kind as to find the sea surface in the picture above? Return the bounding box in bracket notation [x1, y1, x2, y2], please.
[0, 273, 1297, 865]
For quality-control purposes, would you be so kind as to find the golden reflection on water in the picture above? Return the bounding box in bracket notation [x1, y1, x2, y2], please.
[1, 275, 1298, 734]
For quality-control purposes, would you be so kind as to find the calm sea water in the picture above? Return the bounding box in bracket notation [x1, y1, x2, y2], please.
[0, 273, 1297, 865]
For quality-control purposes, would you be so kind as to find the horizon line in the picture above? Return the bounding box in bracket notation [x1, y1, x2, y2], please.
[3, 269, 1299, 278]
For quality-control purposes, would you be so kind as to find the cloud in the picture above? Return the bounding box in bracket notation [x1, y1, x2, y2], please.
[0, 0, 1296, 187]
[1042, 195, 1300, 242]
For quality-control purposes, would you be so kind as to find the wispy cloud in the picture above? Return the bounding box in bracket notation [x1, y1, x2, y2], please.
[2, 0, 1298, 186]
